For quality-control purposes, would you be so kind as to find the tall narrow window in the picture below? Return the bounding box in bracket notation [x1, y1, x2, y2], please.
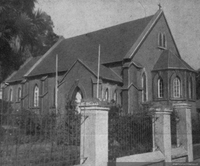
[158, 33, 166, 48]
[113, 90, 117, 103]
[158, 78, 164, 98]
[188, 77, 193, 99]
[163, 34, 166, 48]
[142, 73, 147, 102]
[105, 88, 109, 101]
[34, 85, 39, 107]
[173, 77, 181, 98]
[159, 33, 162, 47]
[9, 88, 13, 102]
[72, 87, 83, 113]
[17, 87, 21, 102]
[75, 90, 82, 104]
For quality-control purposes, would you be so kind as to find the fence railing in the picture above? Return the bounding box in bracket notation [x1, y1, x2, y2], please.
[0, 107, 81, 166]
[108, 107, 153, 161]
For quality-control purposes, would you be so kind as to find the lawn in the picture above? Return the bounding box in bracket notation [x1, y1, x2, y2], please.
[0, 141, 80, 166]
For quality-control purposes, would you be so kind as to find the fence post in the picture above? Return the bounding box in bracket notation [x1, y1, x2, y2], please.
[151, 107, 172, 162]
[173, 103, 193, 162]
[79, 99, 109, 166]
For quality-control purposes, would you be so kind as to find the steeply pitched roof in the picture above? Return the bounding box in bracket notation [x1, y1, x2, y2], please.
[5, 37, 64, 83]
[25, 13, 155, 79]
[153, 50, 194, 71]
[6, 56, 41, 83]
[60, 59, 122, 84]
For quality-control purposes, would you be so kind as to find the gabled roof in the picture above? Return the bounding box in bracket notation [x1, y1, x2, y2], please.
[7, 9, 189, 84]
[25, 12, 155, 79]
[153, 50, 194, 71]
[59, 59, 122, 85]
[5, 37, 64, 83]
[5, 56, 41, 83]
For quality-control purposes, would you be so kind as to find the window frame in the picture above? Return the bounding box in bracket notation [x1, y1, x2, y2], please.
[158, 77, 164, 98]
[142, 72, 147, 102]
[9, 88, 13, 102]
[105, 88, 109, 101]
[33, 85, 39, 107]
[173, 77, 181, 98]
[158, 32, 167, 49]
[17, 87, 22, 102]
[113, 90, 117, 103]
[188, 76, 193, 99]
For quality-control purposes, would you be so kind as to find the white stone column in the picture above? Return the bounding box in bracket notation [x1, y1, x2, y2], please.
[79, 100, 109, 166]
[173, 103, 193, 162]
[151, 107, 172, 162]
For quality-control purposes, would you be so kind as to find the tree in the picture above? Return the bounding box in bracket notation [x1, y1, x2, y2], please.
[0, 0, 59, 81]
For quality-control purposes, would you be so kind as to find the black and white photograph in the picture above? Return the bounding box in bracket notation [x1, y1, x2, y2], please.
[0, 0, 200, 165]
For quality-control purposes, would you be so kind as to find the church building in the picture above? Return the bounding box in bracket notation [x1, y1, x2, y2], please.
[2, 9, 196, 116]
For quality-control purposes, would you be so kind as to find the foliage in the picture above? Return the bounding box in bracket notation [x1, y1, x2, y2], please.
[1, 108, 57, 144]
[0, 0, 59, 81]
[0, 99, 13, 125]
[0, 99, 13, 114]
[0, 102, 81, 165]
[108, 104, 153, 160]
[56, 100, 81, 146]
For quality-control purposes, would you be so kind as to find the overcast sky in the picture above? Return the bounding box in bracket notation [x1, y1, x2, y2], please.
[36, 0, 200, 70]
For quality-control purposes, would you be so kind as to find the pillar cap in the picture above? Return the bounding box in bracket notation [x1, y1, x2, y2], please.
[149, 107, 172, 115]
[173, 103, 192, 109]
[79, 98, 110, 109]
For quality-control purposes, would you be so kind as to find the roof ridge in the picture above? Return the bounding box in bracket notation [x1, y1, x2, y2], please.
[24, 36, 64, 77]
[61, 15, 155, 41]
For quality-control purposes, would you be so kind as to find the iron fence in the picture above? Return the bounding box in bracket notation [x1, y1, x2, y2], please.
[0, 101, 81, 166]
[108, 106, 153, 161]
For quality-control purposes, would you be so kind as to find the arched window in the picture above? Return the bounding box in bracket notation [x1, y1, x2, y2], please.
[105, 88, 109, 101]
[9, 88, 13, 102]
[142, 73, 147, 102]
[158, 78, 164, 98]
[188, 77, 193, 99]
[75, 90, 82, 104]
[113, 90, 117, 103]
[34, 85, 39, 107]
[173, 77, 181, 98]
[72, 87, 83, 113]
[17, 87, 21, 102]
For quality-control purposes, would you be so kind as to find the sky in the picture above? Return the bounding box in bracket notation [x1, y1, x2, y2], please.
[36, 0, 200, 70]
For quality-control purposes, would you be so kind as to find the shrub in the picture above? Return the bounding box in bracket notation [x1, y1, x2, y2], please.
[0, 99, 13, 124]
[56, 99, 81, 146]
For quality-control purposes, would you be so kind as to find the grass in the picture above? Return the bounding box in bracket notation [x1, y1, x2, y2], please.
[0, 141, 80, 166]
